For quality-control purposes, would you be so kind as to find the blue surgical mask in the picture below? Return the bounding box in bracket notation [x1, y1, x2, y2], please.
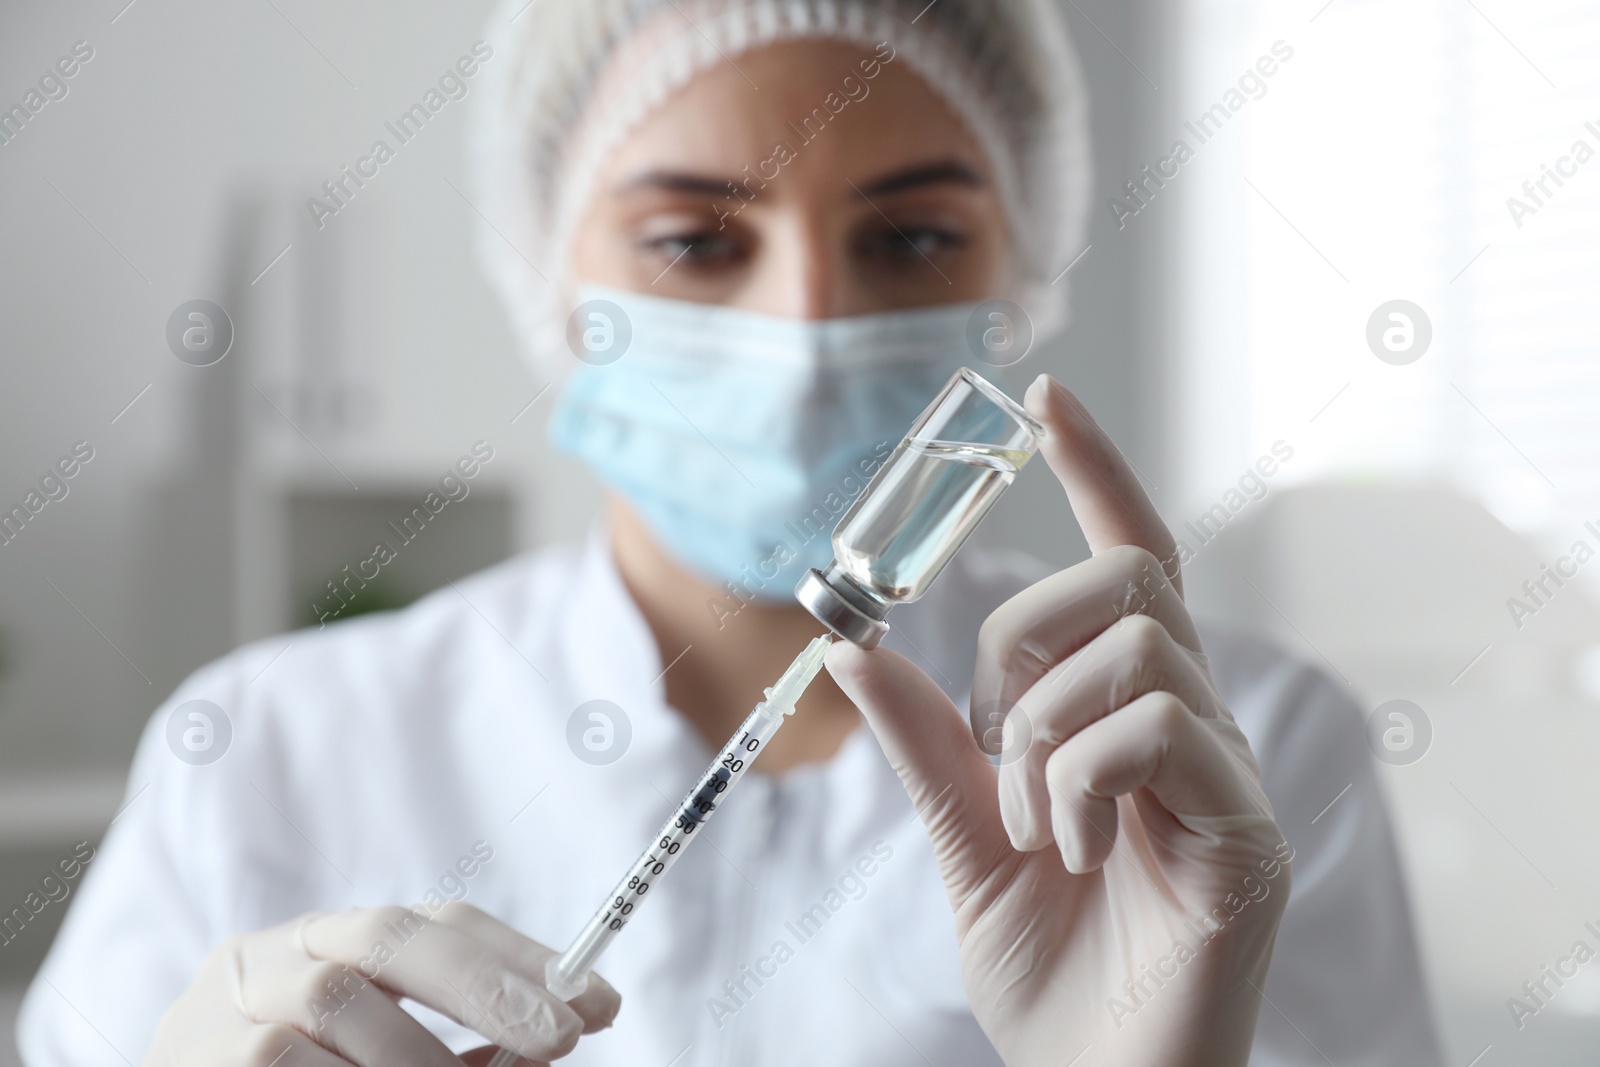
[548, 286, 984, 601]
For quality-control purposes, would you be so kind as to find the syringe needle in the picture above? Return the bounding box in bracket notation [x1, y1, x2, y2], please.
[484, 635, 833, 1066]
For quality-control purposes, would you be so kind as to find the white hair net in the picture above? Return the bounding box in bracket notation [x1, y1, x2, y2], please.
[471, 0, 1092, 371]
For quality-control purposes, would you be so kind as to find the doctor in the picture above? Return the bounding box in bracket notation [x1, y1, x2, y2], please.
[20, 1, 1442, 1065]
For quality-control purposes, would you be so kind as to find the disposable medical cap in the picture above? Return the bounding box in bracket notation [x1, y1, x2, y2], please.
[471, 0, 1093, 369]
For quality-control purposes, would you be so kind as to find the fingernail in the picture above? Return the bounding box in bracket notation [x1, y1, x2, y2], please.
[1024, 375, 1055, 428]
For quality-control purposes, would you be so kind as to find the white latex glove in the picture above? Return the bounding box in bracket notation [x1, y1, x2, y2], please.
[144, 902, 619, 1067]
[827, 374, 1292, 1067]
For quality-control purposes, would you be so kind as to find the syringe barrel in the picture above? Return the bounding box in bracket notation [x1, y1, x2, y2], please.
[545, 700, 788, 1000]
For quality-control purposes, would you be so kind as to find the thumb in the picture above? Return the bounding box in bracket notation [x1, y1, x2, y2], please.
[826, 641, 1003, 904]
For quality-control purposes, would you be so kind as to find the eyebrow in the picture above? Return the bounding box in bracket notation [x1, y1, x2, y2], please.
[615, 159, 985, 199]
[617, 171, 739, 198]
[857, 160, 985, 197]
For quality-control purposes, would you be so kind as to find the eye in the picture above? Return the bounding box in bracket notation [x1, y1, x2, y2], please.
[860, 224, 968, 263]
[642, 231, 743, 266]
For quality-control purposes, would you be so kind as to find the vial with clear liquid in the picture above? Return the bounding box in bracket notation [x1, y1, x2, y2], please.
[795, 367, 1044, 648]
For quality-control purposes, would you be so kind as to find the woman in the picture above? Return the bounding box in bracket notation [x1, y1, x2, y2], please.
[19, 1, 1441, 1065]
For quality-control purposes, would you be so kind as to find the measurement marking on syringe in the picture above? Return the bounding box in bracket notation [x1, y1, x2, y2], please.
[647, 780, 760, 888]
[600, 731, 761, 934]
[531, 635, 831, 1014]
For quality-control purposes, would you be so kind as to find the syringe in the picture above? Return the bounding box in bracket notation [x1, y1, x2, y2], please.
[485, 634, 833, 1067]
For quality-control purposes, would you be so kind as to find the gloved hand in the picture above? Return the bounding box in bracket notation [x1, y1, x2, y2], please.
[144, 902, 619, 1067]
[827, 374, 1292, 1067]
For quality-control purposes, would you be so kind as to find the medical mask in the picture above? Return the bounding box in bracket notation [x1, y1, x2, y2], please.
[548, 286, 985, 599]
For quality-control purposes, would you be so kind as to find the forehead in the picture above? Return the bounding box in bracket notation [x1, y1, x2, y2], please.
[596, 38, 992, 192]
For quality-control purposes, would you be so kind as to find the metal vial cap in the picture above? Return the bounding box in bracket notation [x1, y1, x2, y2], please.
[794, 563, 890, 650]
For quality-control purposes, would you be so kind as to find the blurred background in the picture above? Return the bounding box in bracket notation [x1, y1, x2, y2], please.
[1, 0, 1597, 1063]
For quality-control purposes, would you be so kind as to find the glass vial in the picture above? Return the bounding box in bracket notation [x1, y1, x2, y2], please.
[795, 368, 1044, 648]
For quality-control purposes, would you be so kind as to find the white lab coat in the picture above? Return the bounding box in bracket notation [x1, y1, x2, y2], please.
[18, 530, 1443, 1066]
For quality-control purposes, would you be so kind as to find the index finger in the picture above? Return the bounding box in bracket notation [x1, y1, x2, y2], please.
[1023, 374, 1182, 597]
[300, 906, 587, 1062]
[429, 901, 620, 1032]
